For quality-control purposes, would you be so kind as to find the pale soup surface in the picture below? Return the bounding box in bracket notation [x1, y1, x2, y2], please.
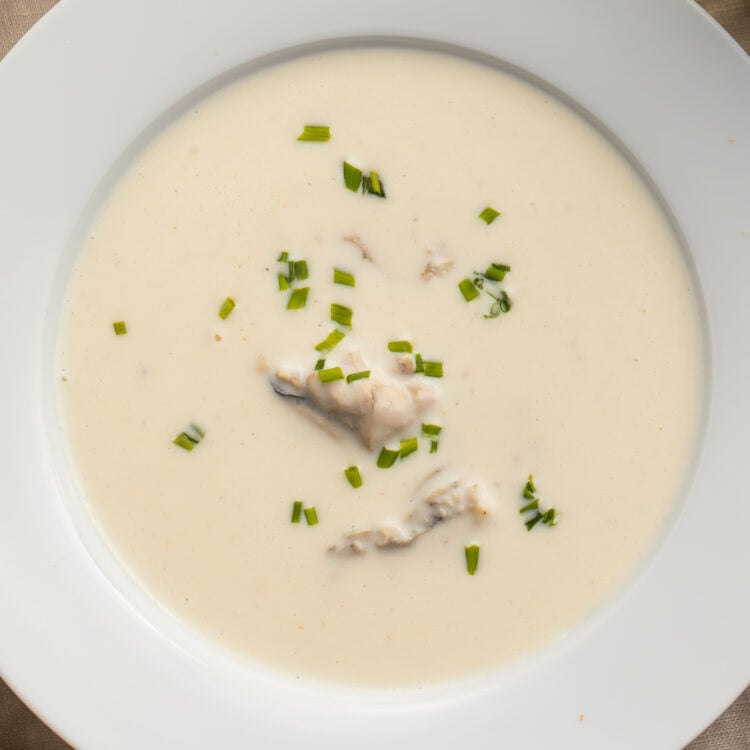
[59, 47, 703, 687]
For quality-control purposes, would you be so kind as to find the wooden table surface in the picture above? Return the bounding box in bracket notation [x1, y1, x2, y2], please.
[1, 1, 748, 749]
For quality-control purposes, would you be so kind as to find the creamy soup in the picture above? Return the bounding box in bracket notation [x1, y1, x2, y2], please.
[58, 47, 703, 687]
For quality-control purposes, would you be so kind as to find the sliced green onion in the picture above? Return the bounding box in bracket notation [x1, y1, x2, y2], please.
[277, 251, 289, 263]
[293, 259, 309, 281]
[330, 303, 353, 328]
[346, 370, 370, 383]
[459, 278, 480, 302]
[333, 268, 356, 287]
[519, 499, 539, 514]
[297, 125, 331, 142]
[277, 273, 290, 291]
[314, 358, 326, 371]
[525, 512, 543, 531]
[376, 446, 399, 468]
[479, 207, 501, 225]
[542, 508, 558, 526]
[304, 507, 319, 526]
[172, 424, 204, 451]
[314, 328, 346, 353]
[291, 500, 303, 523]
[388, 340, 412, 353]
[414, 353, 424, 373]
[363, 170, 386, 198]
[484, 262, 511, 281]
[399, 437, 418, 459]
[218, 297, 236, 320]
[318, 366, 344, 383]
[287, 287, 310, 310]
[526, 475, 536, 494]
[112, 321, 127, 336]
[421, 423, 442, 436]
[422, 361, 444, 378]
[287, 261, 296, 284]
[430, 439, 439, 454]
[344, 466, 363, 488]
[343, 161, 362, 192]
[465, 544, 480, 575]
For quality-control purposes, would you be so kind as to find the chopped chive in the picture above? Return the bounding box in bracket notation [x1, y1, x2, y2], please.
[318, 366, 344, 383]
[112, 321, 127, 336]
[542, 508, 558, 526]
[333, 268, 356, 287]
[421, 423, 442, 437]
[388, 340, 413, 353]
[526, 475, 536, 494]
[346, 370, 370, 383]
[297, 124, 331, 142]
[344, 466, 363, 488]
[293, 259, 309, 281]
[314, 358, 326, 371]
[519, 499, 539, 514]
[498, 291, 512, 313]
[465, 544, 480, 575]
[172, 432, 198, 451]
[364, 170, 386, 198]
[525, 512, 543, 531]
[399, 437, 418, 459]
[277, 251, 289, 263]
[430, 439, 439, 454]
[422, 361, 444, 378]
[484, 262, 511, 282]
[459, 278, 480, 302]
[291, 500, 303, 523]
[218, 297, 236, 320]
[343, 161, 362, 192]
[287, 261, 296, 284]
[330, 303, 353, 328]
[479, 207, 501, 224]
[277, 273, 290, 291]
[414, 353, 424, 373]
[304, 507, 319, 526]
[314, 328, 346, 353]
[377, 446, 399, 468]
[287, 287, 310, 310]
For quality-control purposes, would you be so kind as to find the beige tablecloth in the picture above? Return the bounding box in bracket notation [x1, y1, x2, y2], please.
[1, 1, 749, 748]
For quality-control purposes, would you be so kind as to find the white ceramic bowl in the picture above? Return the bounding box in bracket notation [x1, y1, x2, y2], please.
[1, 1, 748, 748]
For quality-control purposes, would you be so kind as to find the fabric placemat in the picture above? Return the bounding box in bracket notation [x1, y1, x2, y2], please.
[1, 1, 748, 748]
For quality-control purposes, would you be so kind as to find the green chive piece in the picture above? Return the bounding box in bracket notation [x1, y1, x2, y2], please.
[293, 259, 309, 281]
[333, 268, 356, 287]
[422, 361, 444, 378]
[526, 474, 536, 494]
[525, 512, 543, 531]
[112, 321, 127, 336]
[330, 303, 353, 328]
[343, 161, 362, 192]
[172, 424, 203, 451]
[277, 251, 289, 263]
[465, 544, 480, 575]
[499, 291, 512, 313]
[388, 340, 413, 353]
[314, 358, 326, 371]
[414, 353, 424, 373]
[314, 328, 346, 353]
[377, 446, 399, 468]
[542, 508, 558, 526]
[363, 170, 386, 198]
[304, 507, 319, 526]
[479, 207, 501, 224]
[291, 500, 303, 523]
[346, 370, 370, 383]
[318, 366, 344, 383]
[421, 423, 442, 437]
[278, 273, 290, 291]
[287, 261, 296, 284]
[459, 278, 480, 302]
[430, 439, 439, 454]
[484, 262, 511, 281]
[287, 287, 310, 310]
[399, 437, 418, 459]
[218, 297, 236, 320]
[519, 499, 539, 514]
[297, 125, 331, 142]
[344, 466, 363, 488]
